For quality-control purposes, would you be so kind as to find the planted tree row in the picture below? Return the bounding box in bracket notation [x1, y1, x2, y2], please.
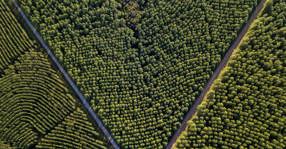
[19, 0, 260, 147]
[0, 1, 33, 75]
[0, 1, 108, 148]
[0, 141, 12, 149]
[0, 51, 109, 148]
[175, 0, 286, 148]
[37, 107, 108, 149]
[0, 51, 76, 147]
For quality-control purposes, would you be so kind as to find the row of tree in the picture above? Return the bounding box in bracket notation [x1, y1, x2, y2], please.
[36, 107, 108, 149]
[175, 0, 286, 148]
[0, 1, 109, 147]
[0, 51, 76, 148]
[19, 0, 260, 148]
[0, 1, 33, 75]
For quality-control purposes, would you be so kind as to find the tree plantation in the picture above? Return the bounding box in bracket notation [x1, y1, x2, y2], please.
[175, 0, 285, 148]
[0, 1, 108, 148]
[18, 0, 261, 147]
[0, 0, 285, 148]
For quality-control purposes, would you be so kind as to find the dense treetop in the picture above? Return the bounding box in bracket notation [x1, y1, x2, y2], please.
[19, 0, 261, 147]
[175, 0, 286, 148]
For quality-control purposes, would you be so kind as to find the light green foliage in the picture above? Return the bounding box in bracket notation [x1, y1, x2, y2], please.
[0, 51, 76, 147]
[36, 107, 108, 149]
[175, 0, 286, 148]
[0, 1, 33, 74]
[0, 1, 108, 148]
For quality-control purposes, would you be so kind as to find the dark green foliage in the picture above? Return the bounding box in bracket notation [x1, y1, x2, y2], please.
[19, 0, 259, 147]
